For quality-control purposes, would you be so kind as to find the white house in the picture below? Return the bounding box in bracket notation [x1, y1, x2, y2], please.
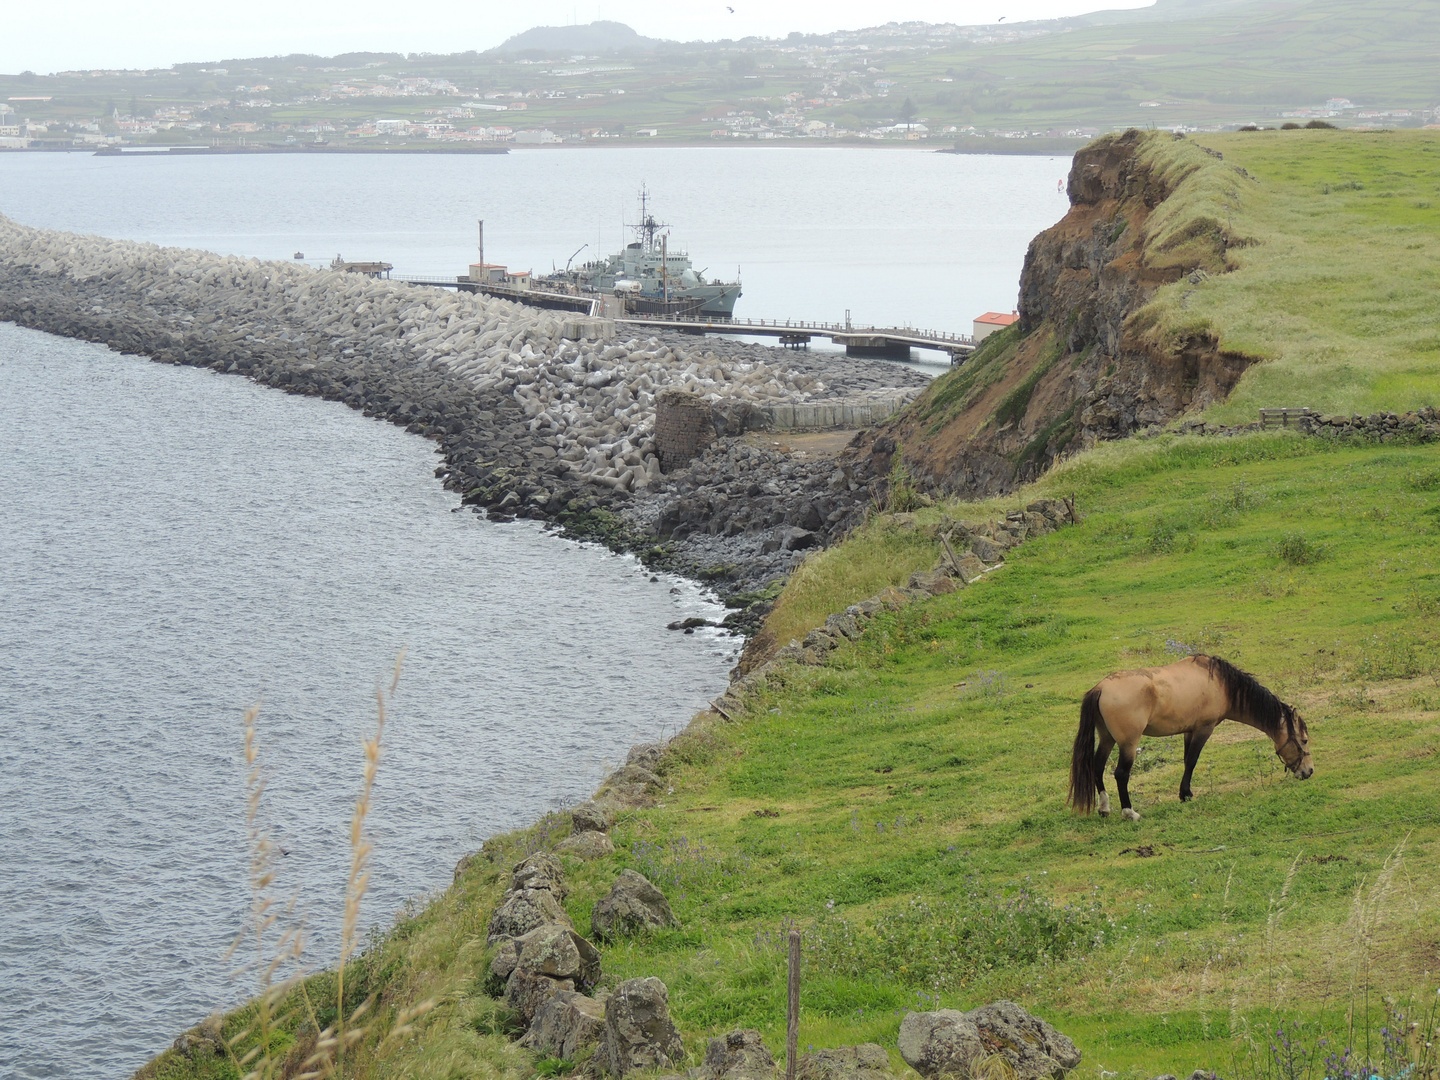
[973, 311, 1019, 341]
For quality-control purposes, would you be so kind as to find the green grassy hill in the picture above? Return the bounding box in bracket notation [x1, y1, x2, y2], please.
[900, 0, 1440, 131]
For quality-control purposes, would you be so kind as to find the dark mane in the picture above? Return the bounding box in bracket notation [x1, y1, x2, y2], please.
[1200, 655, 1291, 735]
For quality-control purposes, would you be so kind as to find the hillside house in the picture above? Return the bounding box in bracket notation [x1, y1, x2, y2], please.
[973, 311, 1018, 341]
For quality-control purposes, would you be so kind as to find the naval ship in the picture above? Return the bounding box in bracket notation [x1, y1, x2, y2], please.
[538, 189, 742, 319]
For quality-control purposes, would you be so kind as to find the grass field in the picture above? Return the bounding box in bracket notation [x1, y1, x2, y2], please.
[1138, 130, 1440, 423]
[146, 431, 1440, 1080]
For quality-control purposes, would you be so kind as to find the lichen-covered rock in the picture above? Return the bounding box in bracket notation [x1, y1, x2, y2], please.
[591, 870, 679, 940]
[511, 852, 567, 896]
[515, 924, 602, 987]
[506, 967, 576, 1027]
[898, 1002, 1080, 1080]
[604, 976, 685, 1076]
[489, 885, 572, 943]
[906, 569, 957, 596]
[522, 988, 608, 1059]
[796, 1044, 893, 1080]
[597, 764, 665, 808]
[698, 1028, 777, 1080]
[489, 938, 523, 986]
[559, 830, 616, 859]
[173, 1014, 224, 1059]
[571, 802, 614, 834]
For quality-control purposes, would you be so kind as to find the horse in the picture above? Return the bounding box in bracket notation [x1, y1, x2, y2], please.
[1068, 654, 1313, 821]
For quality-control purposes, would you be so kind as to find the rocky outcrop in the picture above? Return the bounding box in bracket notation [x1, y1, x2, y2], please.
[898, 1002, 1081, 1080]
[796, 1044, 894, 1080]
[847, 130, 1258, 500]
[604, 977, 686, 1076]
[697, 1029, 777, 1080]
[522, 988, 610, 1060]
[558, 800, 617, 859]
[591, 870, 679, 940]
[487, 853, 572, 943]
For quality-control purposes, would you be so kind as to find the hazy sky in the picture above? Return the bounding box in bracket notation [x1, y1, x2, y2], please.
[6, 0, 1152, 75]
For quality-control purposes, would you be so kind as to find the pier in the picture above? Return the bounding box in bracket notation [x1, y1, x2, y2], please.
[395, 276, 976, 363]
[615, 315, 977, 362]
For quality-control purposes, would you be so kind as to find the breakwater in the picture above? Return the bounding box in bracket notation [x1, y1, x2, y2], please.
[0, 215, 927, 594]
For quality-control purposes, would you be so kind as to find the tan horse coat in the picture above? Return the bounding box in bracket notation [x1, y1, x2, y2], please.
[1068, 654, 1313, 821]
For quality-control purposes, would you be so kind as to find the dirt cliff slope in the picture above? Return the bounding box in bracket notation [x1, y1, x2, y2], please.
[852, 128, 1259, 497]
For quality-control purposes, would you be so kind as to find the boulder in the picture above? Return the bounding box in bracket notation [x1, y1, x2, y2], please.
[488, 885, 572, 943]
[515, 923, 602, 986]
[572, 801, 614, 834]
[598, 764, 665, 808]
[955, 553, 988, 582]
[969, 536, 1007, 564]
[796, 1044, 893, 1080]
[511, 852, 568, 897]
[522, 988, 608, 1059]
[173, 1014, 224, 1059]
[906, 570, 957, 596]
[592, 870, 679, 940]
[559, 830, 616, 860]
[489, 937, 523, 985]
[824, 613, 861, 640]
[898, 1002, 1080, 1080]
[604, 976, 685, 1076]
[505, 967, 575, 1027]
[698, 1028, 777, 1080]
[627, 743, 667, 772]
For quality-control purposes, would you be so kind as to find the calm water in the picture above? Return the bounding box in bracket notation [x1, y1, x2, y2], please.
[0, 147, 1065, 1076]
[0, 323, 734, 1078]
[0, 146, 1068, 331]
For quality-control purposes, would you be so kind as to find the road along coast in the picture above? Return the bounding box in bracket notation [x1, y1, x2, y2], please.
[0, 214, 928, 599]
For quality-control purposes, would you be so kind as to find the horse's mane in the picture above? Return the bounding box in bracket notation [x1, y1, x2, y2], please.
[1200, 655, 1291, 735]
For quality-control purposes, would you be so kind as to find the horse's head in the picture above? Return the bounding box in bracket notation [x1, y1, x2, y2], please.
[1275, 707, 1313, 779]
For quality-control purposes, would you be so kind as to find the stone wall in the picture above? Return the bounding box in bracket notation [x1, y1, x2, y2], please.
[654, 389, 717, 473]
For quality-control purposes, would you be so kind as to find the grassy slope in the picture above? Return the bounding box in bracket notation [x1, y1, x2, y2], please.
[1155, 130, 1440, 422]
[144, 433, 1440, 1080]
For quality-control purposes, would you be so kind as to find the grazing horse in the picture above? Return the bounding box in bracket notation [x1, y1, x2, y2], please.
[1068, 654, 1313, 821]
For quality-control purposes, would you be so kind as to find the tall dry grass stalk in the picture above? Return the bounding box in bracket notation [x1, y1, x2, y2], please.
[224, 703, 307, 1079]
[222, 653, 432, 1080]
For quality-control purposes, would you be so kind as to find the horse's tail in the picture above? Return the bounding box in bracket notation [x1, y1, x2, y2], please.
[1068, 687, 1103, 814]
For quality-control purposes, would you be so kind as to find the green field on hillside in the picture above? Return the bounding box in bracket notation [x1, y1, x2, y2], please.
[1139, 130, 1440, 422]
[143, 431, 1440, 1080]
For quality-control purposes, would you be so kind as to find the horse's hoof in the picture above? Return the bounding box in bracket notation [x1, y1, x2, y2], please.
[1098, 809, 1110, 818]
[1180, 793, 1193, 803]
[1122, 808, 1141, 822]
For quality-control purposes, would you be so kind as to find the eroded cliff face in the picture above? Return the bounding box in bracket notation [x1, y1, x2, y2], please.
[851, 129, 1256, 498]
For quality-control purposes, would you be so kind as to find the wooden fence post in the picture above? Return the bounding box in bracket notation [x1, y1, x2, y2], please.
[786, 929, 801, 1080]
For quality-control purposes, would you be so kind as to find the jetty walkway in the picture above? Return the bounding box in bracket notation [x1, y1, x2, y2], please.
[615, 315, 976, 362]
[398, 276, 975, 363]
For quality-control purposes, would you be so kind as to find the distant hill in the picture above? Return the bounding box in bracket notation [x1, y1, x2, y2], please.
[488, 21, 665, 55]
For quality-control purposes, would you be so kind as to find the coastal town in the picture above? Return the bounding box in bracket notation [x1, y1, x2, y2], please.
[3, 18, 1437, 151]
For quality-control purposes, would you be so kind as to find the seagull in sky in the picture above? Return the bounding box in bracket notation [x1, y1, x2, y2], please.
[726, 5, 735, 11]
[998, 15, 1006, 20]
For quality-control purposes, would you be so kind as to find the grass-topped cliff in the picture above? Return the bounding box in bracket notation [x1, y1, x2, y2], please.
[859, 127, 1440, 497]
[137, 130, 1440, 1080]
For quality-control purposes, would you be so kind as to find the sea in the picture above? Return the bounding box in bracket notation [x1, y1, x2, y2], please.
[0, 146, 1069, 1078]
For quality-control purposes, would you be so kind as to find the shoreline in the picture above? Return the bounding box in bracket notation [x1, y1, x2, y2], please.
[0, 215, 923, 611]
